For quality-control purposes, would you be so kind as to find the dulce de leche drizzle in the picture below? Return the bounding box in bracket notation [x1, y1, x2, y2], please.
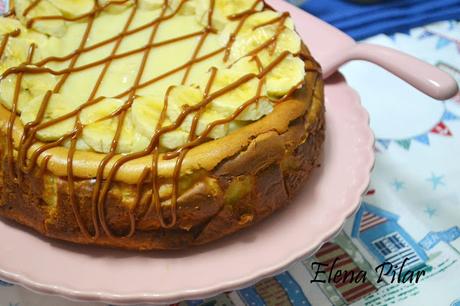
[1, 0, 320, 240]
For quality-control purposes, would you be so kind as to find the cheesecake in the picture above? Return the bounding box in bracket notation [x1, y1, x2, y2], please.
[0, 0, 325, 250]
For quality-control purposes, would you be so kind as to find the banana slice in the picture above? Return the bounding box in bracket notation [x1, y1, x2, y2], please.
[82, 116, 132, 153]
[21, 30, 50, 49]
[82, 110, 152, 153]
[196, 0, 263, 30]
[197, 58, 273, 121]
[48, 0, 95, 18]
[0, 16, 47, 47]
[81, 98, 142, 153]
[227, 24, 301, 63]
[80, 98, 125, 125]
[77, 96, 168, 153]
[263, 54, 305, 99]
[122, 116, 151, 153]
[0, 38, 30, 74]
[131, 130, 151, 153]
[0, 74, 33, 112]
[138, 0, 163, 10]
[34, 36, 64, 60]
[166, 85, 230, 139]
[131, 95, 164, 137]
[0, 70, 57, 113]
[131, 94, 195, 149]
[168, 0, 196, 15]
[245, 11, 295, 32]
[22, 73, 58, 99]
[63, 138, 92, 151]
[82, 118, 123, 153]
[97, 0, 134, 13]
[20, 93, 78, 141]
[15, 0, 67, 37]
[220, 11, 294, 46]
[165, 85, 203, 124]
[0, 17, 24, 36]
[228, 120, 248, 133]
[191, 110, 229, 139]
[160, 129, 190, 150]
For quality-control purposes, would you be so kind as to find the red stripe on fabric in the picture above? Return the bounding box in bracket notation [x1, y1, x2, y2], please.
[322, 253, 348, 266]
[315, 244, 341, 257]
[360, 218, 387, 232]
[325, 258, 354, 272]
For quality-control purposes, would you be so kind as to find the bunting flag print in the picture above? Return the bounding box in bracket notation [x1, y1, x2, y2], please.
[418, 30, 460, 53]
[431, 122, 453, 137]
[376, 109, 458, 151]
[375, 31, 460, 152]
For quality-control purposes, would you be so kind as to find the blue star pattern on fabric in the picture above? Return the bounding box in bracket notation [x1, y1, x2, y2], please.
[391, 179, 405, 191]
[424, 206, 438, 218]
[426, 173, 446, 190]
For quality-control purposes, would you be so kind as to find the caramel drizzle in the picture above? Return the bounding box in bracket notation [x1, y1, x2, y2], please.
[228, 0, 263, 20]
[253, 12, 289, 30]
[22, 0, 42, 17]
[0, 30, 208, 81]
[181, 0, 216, 85]
[5, 42, 35, 182]
[164, 51, 290, 159]
[223, 0, 261, 62]
[0, 0, 317, 239]
[97, 1, 169, 239]
[29, 16, 96, 237]
[155, 0, 218, 228]
[82, 4, 140, 239]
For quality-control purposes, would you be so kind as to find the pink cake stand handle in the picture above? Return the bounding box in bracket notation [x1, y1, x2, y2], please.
[322, 43, 459, 101]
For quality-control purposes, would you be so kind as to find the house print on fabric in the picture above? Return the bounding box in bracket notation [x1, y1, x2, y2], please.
[238, 272, 312, 306]
[303, 231, 383, 306]
[352, 203, 429, 272]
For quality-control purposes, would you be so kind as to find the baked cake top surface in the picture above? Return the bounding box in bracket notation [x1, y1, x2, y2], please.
[0, 0, 306, 155]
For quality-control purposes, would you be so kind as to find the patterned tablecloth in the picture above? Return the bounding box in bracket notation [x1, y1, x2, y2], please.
[1, 1, 460, 305]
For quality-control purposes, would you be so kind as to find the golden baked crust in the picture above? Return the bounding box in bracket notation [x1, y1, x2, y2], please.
[0, 0, 325, 250]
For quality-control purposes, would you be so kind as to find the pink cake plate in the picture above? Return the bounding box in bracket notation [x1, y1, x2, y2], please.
[0, 1, 457, 305]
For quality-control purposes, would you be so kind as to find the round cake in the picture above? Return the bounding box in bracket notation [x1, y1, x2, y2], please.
[0, 0, 325, 250]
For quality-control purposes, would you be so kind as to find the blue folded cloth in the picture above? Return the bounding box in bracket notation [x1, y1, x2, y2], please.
[292, 0, 460, 40]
